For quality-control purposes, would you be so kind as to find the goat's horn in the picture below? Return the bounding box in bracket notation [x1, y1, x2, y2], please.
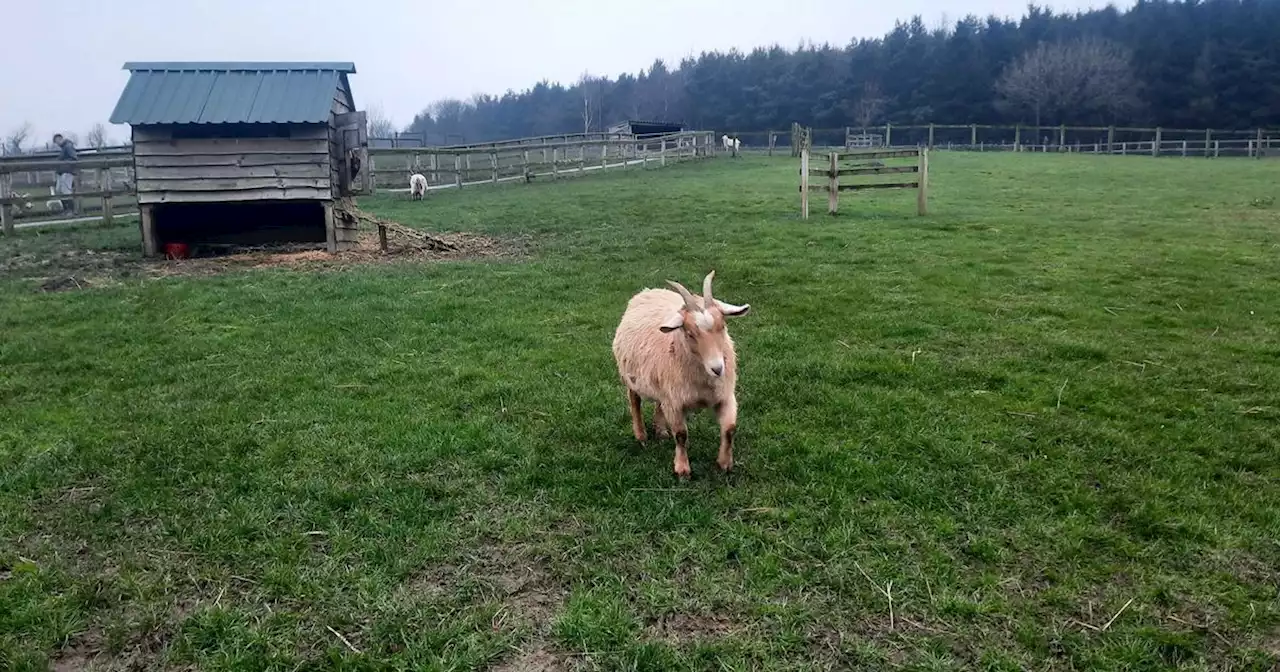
[666, 280, 700, 312]
[702, 270, 715, 310]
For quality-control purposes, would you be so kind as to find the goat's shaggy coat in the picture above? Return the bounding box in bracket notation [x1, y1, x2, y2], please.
[612, 271, 751, 477]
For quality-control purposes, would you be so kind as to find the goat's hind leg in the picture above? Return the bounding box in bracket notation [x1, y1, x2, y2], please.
[627, 388, 647, 442]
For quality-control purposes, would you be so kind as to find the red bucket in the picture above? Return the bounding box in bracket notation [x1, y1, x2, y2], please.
[164, 242, 189, 260]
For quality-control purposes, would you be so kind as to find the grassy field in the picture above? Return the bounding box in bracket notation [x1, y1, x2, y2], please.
[1, 152, 1278, 671]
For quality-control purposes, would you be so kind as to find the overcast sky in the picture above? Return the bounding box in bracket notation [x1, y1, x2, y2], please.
[4, 0, 1128, 146]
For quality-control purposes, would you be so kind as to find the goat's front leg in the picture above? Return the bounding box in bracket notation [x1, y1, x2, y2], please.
[653, 402, 671, 439]
[716, 396, 738, 472]
[667, 405, 690, 479]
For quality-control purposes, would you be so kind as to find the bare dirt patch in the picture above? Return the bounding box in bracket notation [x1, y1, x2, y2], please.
[644, 612, 743, 645]
[10, 228, 527, 293]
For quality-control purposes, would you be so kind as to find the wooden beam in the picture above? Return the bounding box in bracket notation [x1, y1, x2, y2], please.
[835, 149, 921, 160]
[799, 147, 809, 219]
[837, 165, 919, 177]
[139, 205, 158, 256]
[827, 152, 838, 215]
[917, 148, 929, 216]
[324, 202, 337, 253]
[0, 173, 12, 236]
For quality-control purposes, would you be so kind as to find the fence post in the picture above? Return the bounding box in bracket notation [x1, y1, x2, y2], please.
[99, 168, 113, 226]
[928, 123, 935, 150]
[0, 172, 12, 236]
[454, 155, 462, 188]
[1256, 129, 1264, 159]
[827, 152, 839, 215]
[1204, 129, 1212, 158]
[1153, 127, 1162, 157]
[917, 148, 929, 217]
[800, 147, 810, 219]
[429, 154, 438, 184]
[1213, 140, 1220, 158]
[661, 138, 667, 167]
[971, 124, 977, 147]
[1014, 125, 1022, 151]
[885, 123, 892, 147]
[1182, 140, 1188, 157]
[768, 132, 776, 156]
[552, 148, 560, 179]
[368, 155, 377, 193]
[1107, 126, 1115, 153]
[491, 151, 498, 183]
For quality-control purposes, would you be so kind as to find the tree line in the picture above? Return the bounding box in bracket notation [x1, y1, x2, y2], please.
[396, 0, 1280, 143]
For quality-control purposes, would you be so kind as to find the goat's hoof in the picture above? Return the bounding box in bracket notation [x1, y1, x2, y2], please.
[717, 458, 734, 473]
[673, 464, 692, 480]
[633, 429, 648, 442]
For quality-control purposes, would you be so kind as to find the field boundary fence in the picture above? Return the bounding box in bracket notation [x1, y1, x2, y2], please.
[800, 147, 929, 219]
[722, 123, 1279, 159]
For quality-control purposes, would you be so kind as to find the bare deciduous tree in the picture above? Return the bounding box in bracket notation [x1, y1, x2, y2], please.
[578, 72, 602, 133]
[4, 122, 32, 155]
[995, 37, 1141, 126]
[366, 104, 397, 139]
[86, 123, 109, 149]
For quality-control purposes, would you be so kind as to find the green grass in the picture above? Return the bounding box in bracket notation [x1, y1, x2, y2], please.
[2, 153, 1279, 671]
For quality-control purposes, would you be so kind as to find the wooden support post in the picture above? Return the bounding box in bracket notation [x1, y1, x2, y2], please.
[552, 148, 560, 179]
[1107, 126, 1115, 153]
[1214, 140, 1220, 158]
[768, 132, 776, 156]
[378, 224, 388, 253]
[827, 152, 838, 215]
[368, 155, 377, 193]
[1153, 127, 1162, 157]
[1204, 129, 1212, 157]
[928, 123, 935, 150]
[917, 149, 929, 216]
[0, 172, 12, 236]
[971, 124, 977, 147]
[140, 204, 158, 256]
[1059, 124, 1066, 149]
[454, 156, 462, 188]
[324, 202, 336, 254]
[99, 168, 113, 226]
[429, 154, 438, 184]
[661, 139, 667, 167]
[799, 147, 810, 219]
[1182, 140, 1188, 157]
[885, 123, 892, 147]
[601, 143, 608, 169]
[491, 151, 498, 183]
[1014, 125, 1022, 151]
[1256, 128, 1264, 159]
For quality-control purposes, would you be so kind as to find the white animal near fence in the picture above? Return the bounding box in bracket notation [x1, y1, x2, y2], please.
[45, 186, 64, 213]
[611, 270, 751, 478]
[407, 172, 427, 199]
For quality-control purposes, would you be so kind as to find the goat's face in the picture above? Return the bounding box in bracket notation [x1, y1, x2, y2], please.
[659, 271, 750, 379]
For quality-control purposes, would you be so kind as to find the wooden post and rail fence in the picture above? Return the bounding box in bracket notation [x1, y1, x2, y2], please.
[0, 131, 716, 234]
[800, 147, 929, 219]
[728, 123, 1277, 158]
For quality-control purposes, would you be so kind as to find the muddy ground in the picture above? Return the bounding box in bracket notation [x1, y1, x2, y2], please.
[4, 229, 528, 293]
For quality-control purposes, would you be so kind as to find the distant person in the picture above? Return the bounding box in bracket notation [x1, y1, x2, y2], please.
[52, 133, 77, 212]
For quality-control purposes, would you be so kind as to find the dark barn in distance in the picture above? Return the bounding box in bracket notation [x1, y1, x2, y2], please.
[109, 62, 369, 255]
[607, 120, 685, 138]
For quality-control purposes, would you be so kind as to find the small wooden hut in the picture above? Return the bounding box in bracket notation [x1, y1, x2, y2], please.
[109, 61, 369, 255]
[606, 120, 685, 138]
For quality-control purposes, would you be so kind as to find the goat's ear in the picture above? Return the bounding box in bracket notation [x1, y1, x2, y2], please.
[658, 310, 685, 332]
[715, 300, 751, 317]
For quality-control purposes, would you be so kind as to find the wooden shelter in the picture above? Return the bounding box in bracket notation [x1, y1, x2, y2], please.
[109, 62, 369, 255]
[606, 120, 685, 138]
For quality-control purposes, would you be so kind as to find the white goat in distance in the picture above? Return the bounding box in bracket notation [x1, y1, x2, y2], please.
[408, 173, 427, 200]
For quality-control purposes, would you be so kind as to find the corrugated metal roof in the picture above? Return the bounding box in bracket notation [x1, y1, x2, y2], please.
[109, 62, 355, 125]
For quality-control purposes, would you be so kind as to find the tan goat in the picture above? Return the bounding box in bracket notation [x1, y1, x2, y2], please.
[611, 271, 751, 478]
